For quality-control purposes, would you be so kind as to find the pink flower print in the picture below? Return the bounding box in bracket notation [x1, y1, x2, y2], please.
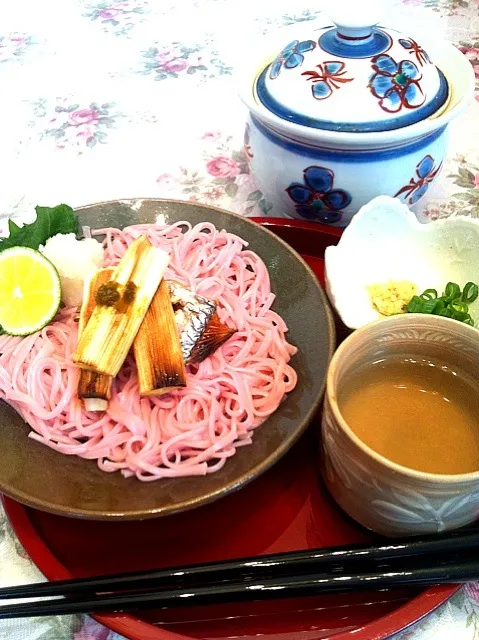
[458, 46, 479, 78]
[63, 123, 96, 146]
[140, 44, 198, 79]
[206, 156, 241, 178]
[204, 186, 224, 201]
[474, 173, 479, 188]
[156, 173, 176, 186]
[8, 35, 26, 45]
[156, 48, 176, 64]
[41, 100, 118, 150]
[235, 173, 256, 189]
[162, 59, 188, 73]
[0, 33, 31, 62]
[76, 124, 96, 141]
[99, 7, 120, 19]
[202, 131, 222, 142]
[154, 48, 189, 73]
[69, 108, 99, 126]
[462, 47, 479, 60]
[424, 203, 440, 220]
[85, 0, 148, 32]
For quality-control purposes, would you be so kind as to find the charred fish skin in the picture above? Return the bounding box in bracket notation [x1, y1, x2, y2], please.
[167, 281, 217, 363]
[179, 298, 216, 363]
[166, 280, 235, 365]
[167, 281, 211, 308]
[188, 311, 236, 364]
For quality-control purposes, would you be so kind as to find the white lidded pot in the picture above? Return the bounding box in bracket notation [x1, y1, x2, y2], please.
[239, 4, 474, 227]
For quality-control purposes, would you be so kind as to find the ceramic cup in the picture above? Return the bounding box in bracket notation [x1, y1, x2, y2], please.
[322, 314, 479, 537]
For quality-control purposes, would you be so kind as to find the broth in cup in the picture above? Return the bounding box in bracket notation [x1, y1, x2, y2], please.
[321, 314, 479, 537]
[338, 355, 479, 475]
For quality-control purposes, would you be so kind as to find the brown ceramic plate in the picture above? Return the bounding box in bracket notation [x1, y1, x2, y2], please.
[0, 199, 335, 519]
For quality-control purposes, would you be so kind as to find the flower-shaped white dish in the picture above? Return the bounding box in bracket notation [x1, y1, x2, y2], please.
[325, 195, 479, 330]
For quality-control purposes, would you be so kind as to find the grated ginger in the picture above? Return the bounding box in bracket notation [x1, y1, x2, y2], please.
[367, 280, 417, 316]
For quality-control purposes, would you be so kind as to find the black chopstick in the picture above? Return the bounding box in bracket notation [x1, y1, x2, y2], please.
[0, 527, 477, 601]
[0, 552, 476, 619]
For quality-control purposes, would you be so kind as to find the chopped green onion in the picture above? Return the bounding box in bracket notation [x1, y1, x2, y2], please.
[444, 282, 461, 302]
[422, 298, 439, 314]
[405, 281, 477, 327]
[406, 296, 424, 313]
[438, 307, 453, 318]
[450, 299, 469, 315]
[462, 282, 478, 304]
[420, 289, 438, 301]
[431, 299, 446, 315]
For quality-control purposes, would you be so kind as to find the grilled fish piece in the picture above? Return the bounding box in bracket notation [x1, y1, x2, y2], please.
[166, 281, 235, 364]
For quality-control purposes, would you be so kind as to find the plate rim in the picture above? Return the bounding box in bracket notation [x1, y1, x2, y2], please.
[0, 199, 336, 519]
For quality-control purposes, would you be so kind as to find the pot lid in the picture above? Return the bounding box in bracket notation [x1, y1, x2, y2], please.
[255, 8, 448, 133]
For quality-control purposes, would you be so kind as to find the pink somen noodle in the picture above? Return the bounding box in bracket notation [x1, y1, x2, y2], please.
[0, 222, 297, 480]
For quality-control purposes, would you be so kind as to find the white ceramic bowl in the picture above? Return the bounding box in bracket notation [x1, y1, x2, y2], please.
[322, 313, 479, 537]
[325, 195, 479, 330]
[239, 22, 474, 227]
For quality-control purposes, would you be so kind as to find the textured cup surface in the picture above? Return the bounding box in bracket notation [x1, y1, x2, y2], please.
[322, 314, 479, 537]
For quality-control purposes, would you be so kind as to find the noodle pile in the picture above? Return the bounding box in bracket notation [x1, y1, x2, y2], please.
[0, 222, 297, 480]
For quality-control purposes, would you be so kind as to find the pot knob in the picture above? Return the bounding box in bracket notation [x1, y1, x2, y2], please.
[322, 0, 387, 56]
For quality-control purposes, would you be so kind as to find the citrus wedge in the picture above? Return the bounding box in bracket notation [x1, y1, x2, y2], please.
[0, 247, 61, 336]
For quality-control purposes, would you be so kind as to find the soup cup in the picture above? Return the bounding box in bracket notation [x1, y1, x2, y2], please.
[322, 313, 479, 537]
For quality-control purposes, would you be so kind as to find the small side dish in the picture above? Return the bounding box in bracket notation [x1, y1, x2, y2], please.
[325, 196, 479, 330]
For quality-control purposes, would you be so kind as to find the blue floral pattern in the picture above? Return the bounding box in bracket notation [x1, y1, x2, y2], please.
[394, 154, 443, 204]
[302, 61, 353, 100]
[368, 54, 425, 113]
[286, 166, 352, 223]
[269, 39, 316, 79]
[399, 37, 431, 66]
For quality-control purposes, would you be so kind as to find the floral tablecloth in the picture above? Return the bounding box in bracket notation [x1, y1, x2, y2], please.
[0, 0, 479, 638]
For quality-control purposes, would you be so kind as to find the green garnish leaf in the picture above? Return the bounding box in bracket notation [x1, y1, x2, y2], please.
[0, 204, 78, 253]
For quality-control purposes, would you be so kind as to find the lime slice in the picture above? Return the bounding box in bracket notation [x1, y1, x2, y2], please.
[0, 247, 61, 336]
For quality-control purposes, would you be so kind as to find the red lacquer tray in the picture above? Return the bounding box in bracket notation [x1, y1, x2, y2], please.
[2, 218, 458, 640]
